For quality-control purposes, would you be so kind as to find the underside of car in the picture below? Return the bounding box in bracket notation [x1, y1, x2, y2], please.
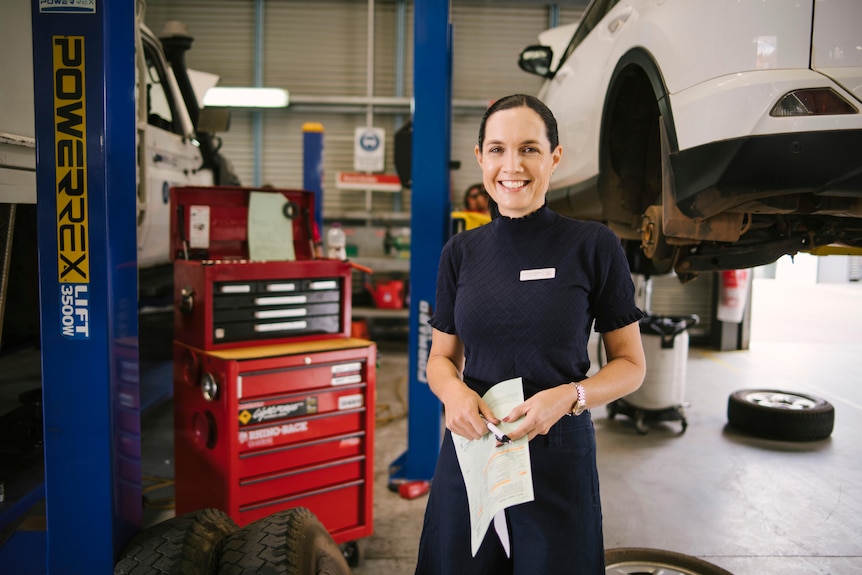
[547, 57, 862, 283]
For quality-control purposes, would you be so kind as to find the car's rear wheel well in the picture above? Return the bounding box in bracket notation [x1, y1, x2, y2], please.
[598, 52, 672, 274]
[599, 56, 667, 234]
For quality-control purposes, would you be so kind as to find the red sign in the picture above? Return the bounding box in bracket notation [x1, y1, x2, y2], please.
[335, 172, 402, 192]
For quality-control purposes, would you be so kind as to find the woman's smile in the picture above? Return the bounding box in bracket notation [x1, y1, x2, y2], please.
[476, 106, 561, 218]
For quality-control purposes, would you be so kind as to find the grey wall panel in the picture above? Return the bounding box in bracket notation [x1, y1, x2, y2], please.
[217, 109, 254, 186]
[144, 0, 255, 86]
[450, 5, 548, 101]
[450, 111, 484, 207]
[264, 0, 402, 96]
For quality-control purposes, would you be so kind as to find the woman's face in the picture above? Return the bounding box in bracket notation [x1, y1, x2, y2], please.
[475, 106, 562, 218]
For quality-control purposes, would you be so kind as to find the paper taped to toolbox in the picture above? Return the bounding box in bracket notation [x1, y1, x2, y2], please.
[248, 191, 295, 261]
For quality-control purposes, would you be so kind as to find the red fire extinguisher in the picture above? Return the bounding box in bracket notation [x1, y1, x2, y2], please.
[717, 269, 750, 323]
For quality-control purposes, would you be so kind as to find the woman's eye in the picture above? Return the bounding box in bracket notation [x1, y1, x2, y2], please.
[523, 147, 538, 154]
[488, 146, 502, 154]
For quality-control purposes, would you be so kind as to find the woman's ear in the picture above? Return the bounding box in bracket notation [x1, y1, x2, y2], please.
[551, 144, 563, 170]
[474, 144, 483, 167]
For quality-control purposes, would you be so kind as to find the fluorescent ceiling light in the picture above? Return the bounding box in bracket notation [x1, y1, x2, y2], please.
[203, 87, 289, 108]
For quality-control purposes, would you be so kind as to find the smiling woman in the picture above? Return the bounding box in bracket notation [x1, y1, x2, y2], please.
[474, 98, 562, 219]
[414, 94, 646, 575]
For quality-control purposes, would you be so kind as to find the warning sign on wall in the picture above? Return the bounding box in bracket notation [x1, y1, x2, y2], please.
[354, 127, 385, 172]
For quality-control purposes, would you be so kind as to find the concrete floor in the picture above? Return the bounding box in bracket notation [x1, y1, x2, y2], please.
[135, 278, 862, 574]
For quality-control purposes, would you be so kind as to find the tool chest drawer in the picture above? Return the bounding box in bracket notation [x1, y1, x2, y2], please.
[239, 356, 366, 399]
[237, 456, 365, 506]
[237, 410, 367, 452]
[174, 259, 351, 350]
[211, 277, 342, 321]
[173, 339, 376, 543]
[237, 433, 365, 478]
[237, 384, 366, 429]
[238, 481, 364, 531]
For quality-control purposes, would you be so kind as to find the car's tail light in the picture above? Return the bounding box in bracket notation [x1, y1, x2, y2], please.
[770, 88, 858, 117]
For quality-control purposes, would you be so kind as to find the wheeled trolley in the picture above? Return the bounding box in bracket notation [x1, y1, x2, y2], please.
[607, 314, 698, 435]
[169, 186, 373, 563]
[173, 338, 377, 543]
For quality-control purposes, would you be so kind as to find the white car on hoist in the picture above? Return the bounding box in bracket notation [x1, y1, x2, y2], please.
[518, 0, 862, 280]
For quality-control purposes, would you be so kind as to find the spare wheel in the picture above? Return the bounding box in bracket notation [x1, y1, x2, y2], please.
[727, 389, 834, 442]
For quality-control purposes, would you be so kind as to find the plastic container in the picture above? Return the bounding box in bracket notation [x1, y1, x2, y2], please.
[327, 223, 347, 260]
[367, 280, 405, 309]
[626, 315, 698, 410]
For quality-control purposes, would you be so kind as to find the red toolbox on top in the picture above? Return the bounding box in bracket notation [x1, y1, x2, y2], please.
[170, 186, 352, 350]
[173, 337, 376, 541]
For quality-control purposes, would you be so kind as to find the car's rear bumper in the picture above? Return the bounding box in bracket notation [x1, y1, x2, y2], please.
[670, 129, 862, 219]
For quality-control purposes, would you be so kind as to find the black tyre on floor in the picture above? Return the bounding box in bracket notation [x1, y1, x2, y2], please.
[114, 508, 239, 575]
[727, 389, 835, 442]
[604, 547, 733, 575]
[217, 507, 351, 575]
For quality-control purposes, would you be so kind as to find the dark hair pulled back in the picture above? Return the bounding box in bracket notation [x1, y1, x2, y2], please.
[477, 94, 560, 151]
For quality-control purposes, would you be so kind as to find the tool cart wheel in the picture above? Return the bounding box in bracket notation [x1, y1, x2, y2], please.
[633, 410, 649, 435]
[217, 507, 350, 575]
[340, 539, 365, 567]
[604, 547, 733, 575]
[114, 508, 238, 575]
[727, 389, 835, 442]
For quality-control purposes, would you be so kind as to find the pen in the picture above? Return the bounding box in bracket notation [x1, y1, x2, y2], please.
[480, 415, 511, 444]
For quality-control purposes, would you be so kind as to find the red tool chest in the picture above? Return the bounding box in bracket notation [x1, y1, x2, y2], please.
[171, 186, 352, 350]
[173, 338, 376, 542]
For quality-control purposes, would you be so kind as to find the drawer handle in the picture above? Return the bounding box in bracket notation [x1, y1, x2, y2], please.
[255, 295, 307, 305]
[255, 308, 307, 319]
[254, 320, 308, 332]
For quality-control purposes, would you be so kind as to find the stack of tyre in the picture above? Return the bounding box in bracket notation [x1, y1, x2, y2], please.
[114, 507, 351, 575]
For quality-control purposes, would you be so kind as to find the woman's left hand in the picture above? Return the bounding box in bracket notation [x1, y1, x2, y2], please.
[500, 384, 575, 442]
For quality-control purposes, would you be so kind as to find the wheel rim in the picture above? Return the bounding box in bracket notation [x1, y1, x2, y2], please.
[606, 560, 710, 575]
[743, 391, 816, 410]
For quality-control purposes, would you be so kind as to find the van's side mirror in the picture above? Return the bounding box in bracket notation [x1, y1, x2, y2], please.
[197, 107, 231, 133]
[518, 45, 554, 78]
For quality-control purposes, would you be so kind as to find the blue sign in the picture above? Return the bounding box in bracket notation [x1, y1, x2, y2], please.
[359, 130, 380, 152]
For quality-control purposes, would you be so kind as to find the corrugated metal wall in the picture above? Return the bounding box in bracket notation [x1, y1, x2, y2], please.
[143, 0, 584, 215]
[648, 273, 716, 342]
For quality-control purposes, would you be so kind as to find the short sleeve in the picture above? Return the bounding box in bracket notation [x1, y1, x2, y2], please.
[428, 238, 459, 334]
[590, 226, 644, 333]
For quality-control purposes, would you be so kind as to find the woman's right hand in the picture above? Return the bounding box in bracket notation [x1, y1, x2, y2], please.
[439, 382, 497, 440]
[426, 327, 498, 440]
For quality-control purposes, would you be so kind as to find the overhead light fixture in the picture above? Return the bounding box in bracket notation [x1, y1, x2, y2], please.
[203, 87, 289, 108]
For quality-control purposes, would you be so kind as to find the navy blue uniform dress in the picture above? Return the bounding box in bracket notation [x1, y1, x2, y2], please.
[414, 206, 642, 575]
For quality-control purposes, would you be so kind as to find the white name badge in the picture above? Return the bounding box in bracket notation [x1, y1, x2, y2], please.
[520, 268, 556, 281]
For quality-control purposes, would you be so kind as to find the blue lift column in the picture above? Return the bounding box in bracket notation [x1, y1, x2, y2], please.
[31, 0, 140, 572]
[303, 122, 326, 234]
[391, 0, 452, 483]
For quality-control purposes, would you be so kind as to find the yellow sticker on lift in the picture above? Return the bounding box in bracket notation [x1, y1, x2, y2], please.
[54, 36, 91, 340]
[54, 35, 89, 285]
